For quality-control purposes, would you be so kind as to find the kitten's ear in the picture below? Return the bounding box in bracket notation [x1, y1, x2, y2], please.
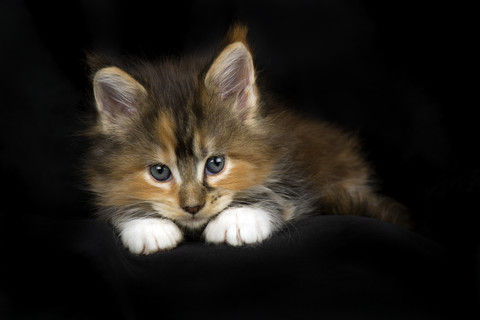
[205, 33, 257, 122]
[93, 66, 147, 131]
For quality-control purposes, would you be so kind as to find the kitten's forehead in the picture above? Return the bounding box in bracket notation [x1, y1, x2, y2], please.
[139, 56, 242, 177]
[153, 107, 202, 178]
[145, 57, 203, 109]
[138, 58, 201, 150]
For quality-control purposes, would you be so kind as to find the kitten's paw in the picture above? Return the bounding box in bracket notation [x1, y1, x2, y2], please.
[119, 218, 183, 254]
[204, 207, 273, 246]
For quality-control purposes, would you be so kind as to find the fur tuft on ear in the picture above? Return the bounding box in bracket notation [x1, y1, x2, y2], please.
[205, 35, 257, 122]
[224, 24, 249, 46]
[93, 67, 147, 131]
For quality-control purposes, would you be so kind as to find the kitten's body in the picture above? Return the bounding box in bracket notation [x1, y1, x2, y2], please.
[85, 26, 410, 254]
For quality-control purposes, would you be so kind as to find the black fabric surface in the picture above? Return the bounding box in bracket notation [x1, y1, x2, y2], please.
[1, 1, 478, 319]
[1, 215, 463, 319]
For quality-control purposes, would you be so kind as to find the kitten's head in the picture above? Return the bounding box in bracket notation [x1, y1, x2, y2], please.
[85, 25, 279, 229]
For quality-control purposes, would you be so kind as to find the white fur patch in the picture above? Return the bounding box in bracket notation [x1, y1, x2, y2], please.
[203, 207, 273, 246]
[119, 218, 183, 254]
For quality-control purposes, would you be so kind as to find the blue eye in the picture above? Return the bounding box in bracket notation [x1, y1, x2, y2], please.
[149, 164, 172, 182]
[205, 156, 225, 175]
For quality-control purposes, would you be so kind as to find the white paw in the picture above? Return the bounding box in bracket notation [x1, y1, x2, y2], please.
[119, 218, 183, 254]
[204, 207, 273, 246]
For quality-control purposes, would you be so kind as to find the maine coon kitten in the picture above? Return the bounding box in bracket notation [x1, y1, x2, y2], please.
[84, 25, 410, 255]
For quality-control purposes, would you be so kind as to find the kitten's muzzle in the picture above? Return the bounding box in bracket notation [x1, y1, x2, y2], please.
[182, 205, 204, 215]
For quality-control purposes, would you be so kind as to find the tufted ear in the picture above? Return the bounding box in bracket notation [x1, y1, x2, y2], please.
[93, 66, 147, 131]
[205, 40, 258, 122]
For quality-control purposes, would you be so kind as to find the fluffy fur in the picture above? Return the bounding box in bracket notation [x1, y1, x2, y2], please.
[84, 25, 410, 254]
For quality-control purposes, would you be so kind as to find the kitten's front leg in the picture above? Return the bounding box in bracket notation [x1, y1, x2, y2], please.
[204, 207, 275, 246]
[118, 218, 183, 254]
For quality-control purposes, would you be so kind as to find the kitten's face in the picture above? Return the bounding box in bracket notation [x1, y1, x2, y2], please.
[102, 110, 272, 230]
[87, 39, 277, 229]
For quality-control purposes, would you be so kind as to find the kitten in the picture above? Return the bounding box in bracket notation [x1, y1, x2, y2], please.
[84, 25, 410, 255]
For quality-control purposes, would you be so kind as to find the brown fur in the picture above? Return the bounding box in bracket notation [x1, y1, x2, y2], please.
[84, 24, 411, 243]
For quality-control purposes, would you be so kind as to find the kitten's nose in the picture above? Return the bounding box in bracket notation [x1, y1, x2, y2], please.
[182, 205, 204, 215]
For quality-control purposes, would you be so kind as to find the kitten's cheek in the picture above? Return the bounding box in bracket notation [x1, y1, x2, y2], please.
[119, 218, 183, 254]
[203, 207, 273, 246]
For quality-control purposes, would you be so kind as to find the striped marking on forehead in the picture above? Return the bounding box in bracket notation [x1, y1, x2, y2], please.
[173, 108, 197, 158]
[155, 111, 177, 155]
[153, 105, 203, 182]
[176, 124, 207, 184]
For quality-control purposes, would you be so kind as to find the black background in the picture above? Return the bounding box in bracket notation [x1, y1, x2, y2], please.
[0, 0, 478, 319]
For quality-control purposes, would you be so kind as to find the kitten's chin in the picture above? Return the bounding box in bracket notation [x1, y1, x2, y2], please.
[175, 216, 210, 230]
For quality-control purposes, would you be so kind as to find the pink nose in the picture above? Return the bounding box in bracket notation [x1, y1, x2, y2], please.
[182, 205, 203, 215]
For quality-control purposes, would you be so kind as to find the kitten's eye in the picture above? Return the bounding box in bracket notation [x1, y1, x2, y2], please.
[205, 156, 225, 175]
[149, 164, 172, 182]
